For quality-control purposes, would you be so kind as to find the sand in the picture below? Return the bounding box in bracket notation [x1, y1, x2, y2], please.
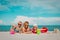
[0, 31, 60, 40]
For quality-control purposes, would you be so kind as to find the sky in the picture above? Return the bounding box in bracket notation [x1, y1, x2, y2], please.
[0, 0, 60, 25]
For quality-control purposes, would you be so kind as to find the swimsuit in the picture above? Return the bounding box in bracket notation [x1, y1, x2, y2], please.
[14, 27, 19, 33]
[14, 29, 19, 33]
[32, 29, 37, 34]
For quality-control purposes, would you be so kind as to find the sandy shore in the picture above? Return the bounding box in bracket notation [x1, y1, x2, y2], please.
[0, 31, 60, 40]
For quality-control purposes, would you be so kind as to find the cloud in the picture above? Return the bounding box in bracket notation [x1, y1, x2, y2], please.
[0, 0, 60, 13]
[0, 20, 3, 24]
[13, 16, 60, 25]
[10, 0, 59, 10]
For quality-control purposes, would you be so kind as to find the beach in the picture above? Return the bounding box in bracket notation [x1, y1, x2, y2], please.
[0, 31, 60, 40]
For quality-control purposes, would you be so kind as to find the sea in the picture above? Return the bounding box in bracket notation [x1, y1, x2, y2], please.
[0, 25, 60, 31]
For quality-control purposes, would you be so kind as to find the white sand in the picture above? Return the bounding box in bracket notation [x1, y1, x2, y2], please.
[0, 31, 60, 40]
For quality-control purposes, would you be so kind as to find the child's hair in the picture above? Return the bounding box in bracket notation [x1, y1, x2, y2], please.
[25, 21, 29, 24]
[18, 21, 22, 25]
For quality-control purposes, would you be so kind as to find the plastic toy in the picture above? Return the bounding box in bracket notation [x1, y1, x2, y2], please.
[41, 27, 48, 33]
[10, 29, 15, 34]
[37, 29, 41, 35]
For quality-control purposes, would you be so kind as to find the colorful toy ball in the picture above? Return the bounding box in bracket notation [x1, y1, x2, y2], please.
[41, 27, 48, 33]
[10, 29, 15, 35]
[37, 29, 41, 35]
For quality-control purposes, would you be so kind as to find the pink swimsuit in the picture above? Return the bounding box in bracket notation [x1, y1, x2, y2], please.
[10, 29, 15, 34]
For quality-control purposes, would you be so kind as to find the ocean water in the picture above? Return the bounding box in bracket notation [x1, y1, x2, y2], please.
[0, 25, 60, 31]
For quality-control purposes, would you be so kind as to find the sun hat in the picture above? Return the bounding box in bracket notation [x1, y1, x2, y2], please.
[33, 24, 38, 27]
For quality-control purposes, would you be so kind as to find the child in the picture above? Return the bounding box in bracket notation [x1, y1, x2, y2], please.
[32, 24, 38, 34]
[15, 21, 22, 33]
[22, 21, 31, 34]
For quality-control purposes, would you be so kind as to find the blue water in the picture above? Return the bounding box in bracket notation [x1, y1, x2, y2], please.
[0, 25, 60, 31]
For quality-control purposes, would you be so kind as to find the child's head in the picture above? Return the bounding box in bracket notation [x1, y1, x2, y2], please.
[24, 21, 29, 26]
[33, 26, 37, 30]
[18, 21, 22, 27]
[23, 21, 29, 29]
[33, 24, 38, 30]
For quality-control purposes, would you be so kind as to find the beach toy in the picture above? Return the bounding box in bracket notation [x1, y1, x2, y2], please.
[10, 29, 15, 35]
[41, 27, 48, 33]
[37, 29, 41, 35]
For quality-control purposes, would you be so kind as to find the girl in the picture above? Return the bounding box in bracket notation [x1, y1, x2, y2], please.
[22, 21, 31, 34]
[32, 24, 38, 34]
